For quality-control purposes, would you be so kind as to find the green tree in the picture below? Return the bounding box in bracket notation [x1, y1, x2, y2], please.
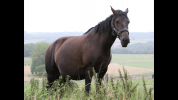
[31, 58, 37, 74]
[24, 43, 36, 57]
[30, 42, 50, 75]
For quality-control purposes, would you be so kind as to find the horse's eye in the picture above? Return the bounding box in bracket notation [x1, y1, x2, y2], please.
[116, 21, 119, 24]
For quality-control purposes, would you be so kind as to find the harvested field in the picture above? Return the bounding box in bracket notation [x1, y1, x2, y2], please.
[106, 64, 153, 76]
[24, 66, 42, 81]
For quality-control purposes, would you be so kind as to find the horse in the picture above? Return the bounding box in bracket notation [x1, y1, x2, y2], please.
[45, 6, 130, 93]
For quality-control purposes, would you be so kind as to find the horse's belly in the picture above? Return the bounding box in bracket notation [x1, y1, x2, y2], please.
[60, 67, 85, 80]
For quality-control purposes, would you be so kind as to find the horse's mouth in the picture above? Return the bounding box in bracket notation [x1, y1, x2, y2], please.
[122, 45, 127, 47]
[121, 43, 129, 47]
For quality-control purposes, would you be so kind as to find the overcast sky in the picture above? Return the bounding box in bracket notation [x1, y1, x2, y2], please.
[24, 0, 154, 33]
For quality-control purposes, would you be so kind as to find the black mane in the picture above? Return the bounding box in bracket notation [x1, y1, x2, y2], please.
[83, 27, 95, 34]
[94, 14, 113, 34]
[83, 10, 127, 34]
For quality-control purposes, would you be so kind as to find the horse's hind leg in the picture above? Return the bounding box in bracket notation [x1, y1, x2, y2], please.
[45, 58, 60, 90]
[46, 68, 60, 90]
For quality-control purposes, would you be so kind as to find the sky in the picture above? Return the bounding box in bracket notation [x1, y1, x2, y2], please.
[24, 0, 154, 33]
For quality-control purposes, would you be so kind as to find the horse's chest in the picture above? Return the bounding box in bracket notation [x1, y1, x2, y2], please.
[94, 55, 109, 72]
[96, 53, 110, 62]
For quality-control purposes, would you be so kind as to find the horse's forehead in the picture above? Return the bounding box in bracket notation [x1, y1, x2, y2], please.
[115, 16, 127, 21]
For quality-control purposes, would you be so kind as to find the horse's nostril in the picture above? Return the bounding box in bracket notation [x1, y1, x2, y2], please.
[123, 39, 124, 42]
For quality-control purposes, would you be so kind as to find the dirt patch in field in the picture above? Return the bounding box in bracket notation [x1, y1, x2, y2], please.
[24, 57, 32, 60]
[24, 66, 42, 81]
[24, 64, 153, 82]
[106, 64, 153, 77]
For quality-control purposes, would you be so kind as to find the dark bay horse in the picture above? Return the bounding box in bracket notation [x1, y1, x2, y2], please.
[45, 6, 130, 93]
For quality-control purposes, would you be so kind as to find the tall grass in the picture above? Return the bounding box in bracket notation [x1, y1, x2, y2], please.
[24, 67, 154, 100]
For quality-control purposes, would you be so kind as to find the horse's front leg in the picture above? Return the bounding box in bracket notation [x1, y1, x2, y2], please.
[96, 66, 108, 93]
[85, 67, 93, 93]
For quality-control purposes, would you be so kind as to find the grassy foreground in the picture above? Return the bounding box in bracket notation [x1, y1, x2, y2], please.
[24, 68, 154, 100]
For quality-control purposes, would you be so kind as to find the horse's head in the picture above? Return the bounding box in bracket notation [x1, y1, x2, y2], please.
[111, 6, 130, 47]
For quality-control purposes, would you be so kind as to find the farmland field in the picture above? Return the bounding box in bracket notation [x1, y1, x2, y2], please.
[24, 54, 154, 81]
[111, 54, 154, 69]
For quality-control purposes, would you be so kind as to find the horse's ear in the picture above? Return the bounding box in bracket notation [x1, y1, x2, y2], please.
[125, 8, 128, 14]
[110, 6, 117, 16]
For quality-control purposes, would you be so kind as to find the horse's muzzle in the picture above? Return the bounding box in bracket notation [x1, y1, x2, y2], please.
[121, 37, 130, 47]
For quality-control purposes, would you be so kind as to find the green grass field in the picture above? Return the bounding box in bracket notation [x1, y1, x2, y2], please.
[134, 72, 154, 75]
[111, 54, 154, 69]
[24, 57, 32, 66]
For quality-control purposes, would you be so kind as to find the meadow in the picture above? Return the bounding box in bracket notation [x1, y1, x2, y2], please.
[111, 54, 154, 69]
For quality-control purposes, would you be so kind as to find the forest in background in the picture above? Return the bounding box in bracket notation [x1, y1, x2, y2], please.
[24, 40, 154, 57]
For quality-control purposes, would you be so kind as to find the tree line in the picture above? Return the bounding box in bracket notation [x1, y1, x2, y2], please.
[24, 41, 154, 57]
[111, 41, 154, 54]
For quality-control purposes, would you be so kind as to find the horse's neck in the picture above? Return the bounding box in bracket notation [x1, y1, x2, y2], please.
[87, 30, 117, 53]
[100, 32, 117, 53]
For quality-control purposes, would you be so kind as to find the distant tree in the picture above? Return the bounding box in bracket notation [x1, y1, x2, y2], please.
[31, 58, 36, 74]
[24, 43, 36, 57]
[30, 42, 50, 75]
[34, 64, 45, 76]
